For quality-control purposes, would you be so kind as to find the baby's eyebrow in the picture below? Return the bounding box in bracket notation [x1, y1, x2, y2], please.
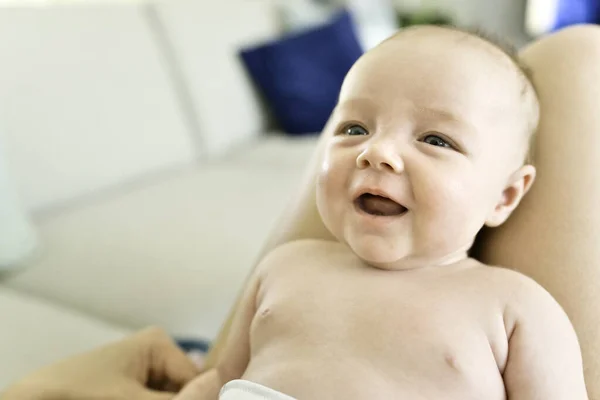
[416, 106, 460, 122]
[416, 106, 476, 135]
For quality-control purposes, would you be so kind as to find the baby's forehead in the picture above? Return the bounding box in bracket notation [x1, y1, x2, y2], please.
[342, 25, 535, 122]
[342, 28, 524, 107]
[381, 26, 518, 73]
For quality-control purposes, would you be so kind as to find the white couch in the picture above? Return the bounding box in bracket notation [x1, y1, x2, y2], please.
[0, 0, 319, 388]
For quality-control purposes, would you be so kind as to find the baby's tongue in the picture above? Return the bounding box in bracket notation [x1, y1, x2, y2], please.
[361, 194, 405, 216]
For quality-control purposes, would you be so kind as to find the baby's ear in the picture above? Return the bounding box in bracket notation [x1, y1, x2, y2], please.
[485, 165, 536, 228]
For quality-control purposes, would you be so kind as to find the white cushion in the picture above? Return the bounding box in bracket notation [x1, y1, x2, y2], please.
[0, 286, 129, 390]
[5, 137, 319, 341]
[152, 0, 281, 157]
[223, 134, 320, 168]
[0, 136, 37, 269]
[0, 3, 195, 212]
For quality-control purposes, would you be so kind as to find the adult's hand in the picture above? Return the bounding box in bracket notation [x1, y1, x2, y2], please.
[2, 327, 200, 400]
[173, 369, 222, 400]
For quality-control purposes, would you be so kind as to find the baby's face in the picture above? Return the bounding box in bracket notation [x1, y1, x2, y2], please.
[317, 28, 535, 270]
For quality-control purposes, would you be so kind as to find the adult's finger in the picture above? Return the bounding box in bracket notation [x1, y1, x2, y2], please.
[174, 369, 221, 400]
[139, 327, 201, 388]
[136, 388, 175, 400]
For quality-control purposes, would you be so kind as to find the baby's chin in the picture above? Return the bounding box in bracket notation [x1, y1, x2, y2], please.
[348, 237, 469, 271]
[347, 239, 417, 271]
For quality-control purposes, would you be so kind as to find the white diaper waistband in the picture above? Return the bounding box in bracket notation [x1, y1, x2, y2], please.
[219, 379, 296, 400]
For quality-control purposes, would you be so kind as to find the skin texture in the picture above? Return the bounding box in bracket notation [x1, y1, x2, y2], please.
[191, 27, 587, 399]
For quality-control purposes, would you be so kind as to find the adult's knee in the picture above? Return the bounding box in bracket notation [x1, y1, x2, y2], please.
[522, 24, 600, 66]
[552, 24, 600, 49]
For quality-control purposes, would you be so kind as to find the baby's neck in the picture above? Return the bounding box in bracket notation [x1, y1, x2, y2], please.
[365, 248, 471, 272]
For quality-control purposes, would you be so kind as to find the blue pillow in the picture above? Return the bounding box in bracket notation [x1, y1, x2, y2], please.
[553, 0, 600, 30]
[240, 10, 364, 135]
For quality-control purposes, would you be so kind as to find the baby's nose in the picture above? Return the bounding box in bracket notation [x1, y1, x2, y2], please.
[356, 146, 404, 173]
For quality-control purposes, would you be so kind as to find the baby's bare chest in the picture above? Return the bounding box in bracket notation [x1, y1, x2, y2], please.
[250, 258, 509, 392]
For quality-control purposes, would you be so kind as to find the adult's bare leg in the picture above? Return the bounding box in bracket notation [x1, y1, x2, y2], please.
[477, 25, 600, 395]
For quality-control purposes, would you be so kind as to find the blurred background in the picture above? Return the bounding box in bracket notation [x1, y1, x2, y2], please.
[0, 0, 591, 389]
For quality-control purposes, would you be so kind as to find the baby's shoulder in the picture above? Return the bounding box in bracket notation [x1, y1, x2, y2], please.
[256, 239, 345, 274]
[473, 263, 567, 332]
[264, 238, 345, 259]
[469, 262, 535, 287]
[470, 263, 548, 300]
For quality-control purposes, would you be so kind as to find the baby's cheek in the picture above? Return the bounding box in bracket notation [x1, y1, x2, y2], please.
[431, 180, 473, 226]
[317, 158, 336, 197]
[316, 162, 347, 233]
[317, 168, 339, 205]
[412, 163, 468, 210]
[415, 168, 483, 234]
[444, 175, 494, 235]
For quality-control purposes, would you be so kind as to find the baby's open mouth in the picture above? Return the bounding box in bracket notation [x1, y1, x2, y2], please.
[355, 193, 408, 217]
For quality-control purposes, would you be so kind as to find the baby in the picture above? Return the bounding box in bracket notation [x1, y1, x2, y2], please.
[195, 25, 588, 399]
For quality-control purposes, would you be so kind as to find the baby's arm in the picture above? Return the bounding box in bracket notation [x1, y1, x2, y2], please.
[188, 268, 262, 399]
[503, 276, 588, 399]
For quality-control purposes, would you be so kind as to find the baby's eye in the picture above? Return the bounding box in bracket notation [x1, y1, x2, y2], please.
[343, 124, 369, 136]
[422, 134, 452, 148]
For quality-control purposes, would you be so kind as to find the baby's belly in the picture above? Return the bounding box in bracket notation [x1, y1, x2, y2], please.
[241, 344, 506, 400]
